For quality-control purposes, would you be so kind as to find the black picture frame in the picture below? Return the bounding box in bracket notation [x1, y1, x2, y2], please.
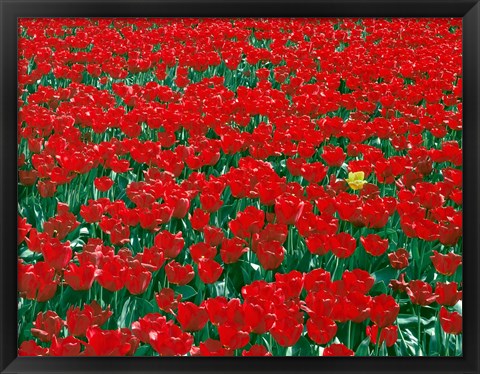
[1, 1, 479, 373]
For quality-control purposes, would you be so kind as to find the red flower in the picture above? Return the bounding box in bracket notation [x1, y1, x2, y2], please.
[306, 316, 337, 345]
[321, 146, 346, 167]
[18, 340, 49, 356]
[66, 300, 112, 338]
[194, 339, 233, 356]
[80, 202, 104, 223]
[190, 209, 210, 230]
[177, 302, 209, 331]
[155, 288, 181, 313]
[165, 261, 195, 285]
[64, 262, 96, 291]
[274, 193, 305, 225]
[49, 336, 83, 356]
[275, 270, 304, 300]
[220, 237, 248, 264]
[369, 294, 400, 328]
[125, 262, 152, 295]
[41, 239, 73, 271]
[439, 307, 462, 335]
[18, 216, 31, 244]
[154, 231, 184, 259]
[305, 234, 330, 256]
[435, 282, 462, 306]
[229, 206, 265, 239]
[203, 226, 224, 246]
[366, 324, 398, 347]
[323, 343, 354, 356]
[430, 250, 462, 276]
[342, 269, 374, 294]
[301, 162, 327, 184]
[94, 177, 114, 192]
[198, 258, 223, 284]
[31, 311, 64, 342]
[256, 240, 285, 270]
[270, 314, 303, 347]
[18, 261, 58, 302]
[389, 273, 409, 293]
[327, 233, 356, 259]
[84, 326, 135, 356]
[217, 324, 250, 350]
[406, 280, 438, 306]
[388, 248, 410, 269]
[95, 256, 127, 292]
[360, 234, 389, 256]
[242, 344, 272, 356]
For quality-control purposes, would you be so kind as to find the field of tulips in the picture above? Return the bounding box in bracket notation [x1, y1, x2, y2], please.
[17, 17, 463, 357]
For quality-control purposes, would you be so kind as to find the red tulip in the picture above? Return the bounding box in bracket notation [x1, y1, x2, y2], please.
[95, 256, 127, 292]
[327, 233, 357, 259]
[256, 240, 285, 270]
[306, 316, 337, 345]
[154, 231, 184, 259]
[84, 326, 134, 356]
[435, 282, 462, 306]
[430, 250, 462, 276]
[49, 336, 83, 356]
[369, 294, 400, 328]
[195, 339, 234, 356]
[125, 262, 152, 295]
[274, 193, 305, 225]
[388, 248, 410, 269]
[217, 324, 250, 350]
[203, 225, 224, 246]
[198, 258, 223, 284]
[275, 270, 304, 300]
[94, 176, 114, 191]
[323, 343, 354, 356]
[366, 324, 398, 347]
[177, 302, 209, 331]
[360, 234, 389, 256]
[41, 239, 73, 271]
[406, 280, 438, 306]
[18, 340, 49, 356]
[190, 209, 210, 230]
[220, 237, 248, 264]
[165, 261, 195, 285]
[242, 344, 272, 356]
[321, 145, 346, 167]
[18, 216, 31, 244]
[439, 307, 462, 335]
[270, 315, 303, 347]
[31, 311, 64, 342]
[155, 288, 181, 313]
[18, 261, 58, 302]
[64, 262, 96, 291]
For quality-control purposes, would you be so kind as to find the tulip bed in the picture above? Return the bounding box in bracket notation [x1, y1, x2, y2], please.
[17, 18, 463, 357]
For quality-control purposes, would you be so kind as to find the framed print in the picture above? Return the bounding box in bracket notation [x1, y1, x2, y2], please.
[1, 0, 479, 373]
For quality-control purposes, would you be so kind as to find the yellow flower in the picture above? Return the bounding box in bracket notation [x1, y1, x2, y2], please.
[346, 171, 367, 190]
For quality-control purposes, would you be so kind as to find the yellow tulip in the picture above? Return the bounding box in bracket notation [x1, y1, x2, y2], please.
[346, 171, 367, 190]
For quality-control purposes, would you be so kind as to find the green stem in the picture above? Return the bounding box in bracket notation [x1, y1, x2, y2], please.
[417, 305, 422, 356]
[374, 326, 382, 356]
[224, 265, 229, 298]
[347, 320, 352, 349]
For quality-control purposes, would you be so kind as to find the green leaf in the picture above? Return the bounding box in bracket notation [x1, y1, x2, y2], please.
[117, 297, 155, 329]
[355, 336, 371, 356]
[292, 336, 313, 356]
[134, 344, 152, 356]
[372, 266, 398, 285]
[175, 285, 197, 300]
